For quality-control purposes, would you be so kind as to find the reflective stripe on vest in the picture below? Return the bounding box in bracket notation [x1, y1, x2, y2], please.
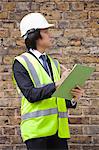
[21, 55, 42, 88]
[53, 59, 59, 73]
[21, 108, 68, 120]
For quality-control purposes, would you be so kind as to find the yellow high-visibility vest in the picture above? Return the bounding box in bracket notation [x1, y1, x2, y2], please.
[13, 52, 70, 142]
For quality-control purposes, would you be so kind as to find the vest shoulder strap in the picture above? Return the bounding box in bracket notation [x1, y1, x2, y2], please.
[47, 55, 60, 76]
[14, 53, 36, 86]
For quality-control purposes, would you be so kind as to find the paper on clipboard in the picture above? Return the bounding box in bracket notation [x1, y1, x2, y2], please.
[52, 64, 95, 100]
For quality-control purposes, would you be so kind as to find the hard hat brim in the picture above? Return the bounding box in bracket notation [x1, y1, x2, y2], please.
[45, 24, 55, 28]
[21, 23, 54, 37]
[37, 23, 55, 30]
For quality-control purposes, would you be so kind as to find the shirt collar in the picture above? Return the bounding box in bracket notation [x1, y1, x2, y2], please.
[29, 48, 47, 59]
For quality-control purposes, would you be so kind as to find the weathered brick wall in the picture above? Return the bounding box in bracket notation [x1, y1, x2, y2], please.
[0, 0, 99, 150]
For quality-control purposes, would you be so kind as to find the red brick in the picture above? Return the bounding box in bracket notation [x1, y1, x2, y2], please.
[83, 126, 99, 135]
[89, 11, 99, 19]
[69, 117, 89, 124]
[56, 2, 69, 11]
[0, 11, 8, 19]
[63, 11, 88, 20]
[15, 145, 27, 150]
[3, 55, 15, 65]
[69, 135, 92, 144]
[70, 2, 84, 11]
[0, 29, 9, 38]
[69, 145, 82, 150]
[84, 2, 99, 11]
[70, 125, 83, 135]
[40, 10, 61, 20]
[3, 2, 16, 11]
[82, 146, 99, 150]
[0, 136, 11, 144]
[0, 146, 13, 150]
[3, 127, 15, 135]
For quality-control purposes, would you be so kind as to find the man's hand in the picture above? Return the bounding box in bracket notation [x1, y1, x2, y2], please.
[55, 64, 70, 89]
[55, 65, 85, 100]
[71, 85, 84, 101]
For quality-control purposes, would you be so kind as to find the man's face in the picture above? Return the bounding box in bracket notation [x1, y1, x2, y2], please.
[37, 28, 52, 49]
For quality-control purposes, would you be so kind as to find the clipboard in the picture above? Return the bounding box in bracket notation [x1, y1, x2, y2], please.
[52, 64, 95, 100]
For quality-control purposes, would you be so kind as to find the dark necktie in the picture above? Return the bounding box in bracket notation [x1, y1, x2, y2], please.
[40, 55, 50, 76]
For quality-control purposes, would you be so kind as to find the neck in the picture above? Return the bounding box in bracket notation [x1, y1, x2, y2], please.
[36, 46, 46, 54]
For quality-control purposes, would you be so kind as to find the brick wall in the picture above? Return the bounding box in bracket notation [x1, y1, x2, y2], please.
[0, 0, 99, 150]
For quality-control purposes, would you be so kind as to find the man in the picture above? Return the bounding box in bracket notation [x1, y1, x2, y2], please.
[12, 13, 84, 150]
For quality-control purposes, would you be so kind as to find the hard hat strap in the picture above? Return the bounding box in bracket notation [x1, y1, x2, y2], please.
[23, 28, 37, 39]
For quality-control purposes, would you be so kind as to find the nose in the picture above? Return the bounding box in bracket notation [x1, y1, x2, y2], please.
[47, 32, 51, 37]
[47, 33, 52, 40]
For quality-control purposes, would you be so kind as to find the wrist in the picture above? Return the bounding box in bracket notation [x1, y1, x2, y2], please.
[71, 98, 77, 106]
[55, 81, 60, 89]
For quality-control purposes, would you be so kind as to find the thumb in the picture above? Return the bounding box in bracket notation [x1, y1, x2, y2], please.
[60, 64, 68, 71]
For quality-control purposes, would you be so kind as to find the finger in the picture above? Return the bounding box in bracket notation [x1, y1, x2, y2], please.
[68, 69, 71, 72]
[60, 64, 68, 71]
[73, 96, 81, 100]
[71, 89, 83, 93]
[72, 87, 84, 92]
[60, 64, 70, 71]
[71, 94, 81, 99]
[71, 91, 83, 95]
[76, 85, 82, 90]
[71, 91, 81, 95]
[73, 89, 85, 96]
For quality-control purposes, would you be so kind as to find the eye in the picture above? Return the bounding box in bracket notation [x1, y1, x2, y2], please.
[41, 29, 49, 34]
[44, 30, 48, 33]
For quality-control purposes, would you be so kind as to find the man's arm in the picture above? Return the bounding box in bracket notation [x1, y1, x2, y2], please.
[12, 59, 56, 103]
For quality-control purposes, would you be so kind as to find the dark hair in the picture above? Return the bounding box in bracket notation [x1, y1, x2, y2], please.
[25, 29, 42, 50]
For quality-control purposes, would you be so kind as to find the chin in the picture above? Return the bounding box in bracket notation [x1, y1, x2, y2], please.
[47, 45, 51, 49]
[48, 42, 52, 47]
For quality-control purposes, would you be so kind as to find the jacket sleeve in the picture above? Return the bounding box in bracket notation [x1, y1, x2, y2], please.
[65, 99, 77, 109]
[12, 59, 56, 103]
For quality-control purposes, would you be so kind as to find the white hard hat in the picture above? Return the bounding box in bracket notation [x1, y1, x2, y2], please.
[20, 13, 54, 37]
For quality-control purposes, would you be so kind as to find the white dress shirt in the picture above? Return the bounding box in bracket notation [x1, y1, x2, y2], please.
[29, 49, 52, 78]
